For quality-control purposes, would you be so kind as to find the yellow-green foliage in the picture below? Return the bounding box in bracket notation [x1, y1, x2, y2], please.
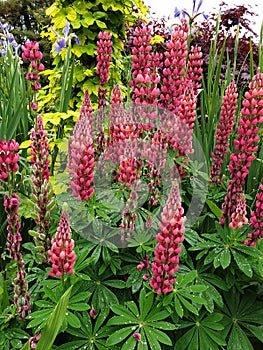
[40, 0, 148, 112]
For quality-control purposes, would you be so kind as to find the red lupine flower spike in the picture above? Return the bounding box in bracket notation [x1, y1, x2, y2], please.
[48, 203, 76, 277]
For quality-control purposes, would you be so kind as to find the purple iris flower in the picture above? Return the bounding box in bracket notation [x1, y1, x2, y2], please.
[51, 20, 80, 54]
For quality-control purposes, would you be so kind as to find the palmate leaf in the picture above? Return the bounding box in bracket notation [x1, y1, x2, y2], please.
[174, 312, 226, 350]
[106, 327, 134, 346]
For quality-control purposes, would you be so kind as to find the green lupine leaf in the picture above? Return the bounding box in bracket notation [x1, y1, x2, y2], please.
[146, 327, 172, 345]
[94, 307, 110, 333]
[70, 291, 91, 304]
[232, 250, 253, 277]
[245, 324, 263, 342]
[202, 313, 224, 328]
[126, 301, 139, 317]
[206, 199, 222, 219]
[174, 327, 195, 350]
[179, 270, 197, 286]
[103, 280, 126, 288]
[36, 285, 72, 350]
[139, 289, 153, 318]
[178, 295, 199, 315]
[220, 248, 231, 269]
[146, 308, 170, 322]
[107, 315, 137, 326]
[120, 334, 136, 350]
[55, 340, 87, 349]
[203, 327, 226, 346]
[67, 311, 81, 328]
[147, 321, 176, 330]
[110, 304, 135, 318]
[68, 303, 90, 311]
[144, 328, 161, 350]
[174, 296, 184, 318]
[184, 285, 208, 293]
[227, 324, 253, 350]
[106, 327, 133, 346]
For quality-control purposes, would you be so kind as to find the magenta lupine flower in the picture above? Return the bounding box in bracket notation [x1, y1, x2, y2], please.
[133, 333, 141, 342]
[245, 184, 263, 246]
[130, 25, 162, 106]
[177, 82, 197, 157]
[229, 193, 248, 229]
[68, 98, 95, 201]
[96, 31, 113, 109]
[221, 72, 263, 226]
[22, 40, 44, 111]
[210, 81, 238, 184]
[186, 46, 203, 96]
[160, 19, 188, 113]
[0, 139, 20, 181]
[150, 181, 186, 294]
[48, 203, 76, 277]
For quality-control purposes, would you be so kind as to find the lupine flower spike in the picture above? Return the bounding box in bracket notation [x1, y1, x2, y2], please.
[210, 81, 238, 184]
[22, 41, 44, 111]
[29, 117, 55, 262]
[68, 90, 95, 201]
[48, 203, 76, 278]
[221, 72, 263, 226]
[245, 184, 263, 246]
[150, 181, 186, 294]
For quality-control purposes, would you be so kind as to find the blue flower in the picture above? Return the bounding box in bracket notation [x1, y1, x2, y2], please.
[51, 20, 80, 54]
[0, 21, 20, 58]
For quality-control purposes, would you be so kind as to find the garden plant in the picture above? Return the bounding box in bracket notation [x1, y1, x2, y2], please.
[0, 0, 263, 349]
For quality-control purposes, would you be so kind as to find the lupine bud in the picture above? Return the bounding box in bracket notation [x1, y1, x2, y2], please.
[133, 333, 141, 342]
[89, 306, 96, 319]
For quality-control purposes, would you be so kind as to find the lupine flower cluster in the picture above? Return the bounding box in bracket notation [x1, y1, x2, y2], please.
[29, 117, 54, 261]
[160, 19, 189, 113]
[22, 41, 44, 111]
[150, 182, 186, 294]
[221, 72, 263, 226]
[130, 25, 162, 105]
[245, 184, 263, 246]
[48, 203, 76, 277]
[186, 46, 203, 95]
[210, 81, 238, 184]
[96, 31, 113, 109]
[0, 139, 20, 181]
[68, 90, 95, 201]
